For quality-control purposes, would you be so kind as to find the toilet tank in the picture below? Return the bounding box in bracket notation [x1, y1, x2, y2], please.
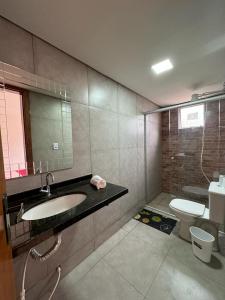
[208, 182, 225, 224]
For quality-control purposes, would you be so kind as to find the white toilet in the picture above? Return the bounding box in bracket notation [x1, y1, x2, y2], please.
[169, 181, 225, 243]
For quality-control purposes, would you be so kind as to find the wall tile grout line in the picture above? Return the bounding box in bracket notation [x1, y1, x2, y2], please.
[87, 67, 94, 175]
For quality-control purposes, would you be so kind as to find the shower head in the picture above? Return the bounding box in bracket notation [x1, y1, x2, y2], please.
[191, 82, 225, 102]
[191, 94, 200, 101]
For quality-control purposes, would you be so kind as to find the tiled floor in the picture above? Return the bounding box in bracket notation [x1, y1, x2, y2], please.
[44, 217, 225, 300]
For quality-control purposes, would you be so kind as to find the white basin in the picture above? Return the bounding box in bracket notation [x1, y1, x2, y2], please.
[22, 193, 86, 220]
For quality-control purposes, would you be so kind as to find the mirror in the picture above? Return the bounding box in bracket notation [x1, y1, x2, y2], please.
[0, 62, 73, 179]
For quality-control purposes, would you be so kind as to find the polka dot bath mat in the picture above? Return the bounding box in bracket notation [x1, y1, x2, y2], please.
[134, 209, 177, 235]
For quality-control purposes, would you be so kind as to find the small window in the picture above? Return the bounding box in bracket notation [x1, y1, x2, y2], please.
[179, 104, 204, 129]
[0, 88, 28, 179]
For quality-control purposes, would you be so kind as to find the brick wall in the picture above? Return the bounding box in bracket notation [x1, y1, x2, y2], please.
[161, 100, 225, 201]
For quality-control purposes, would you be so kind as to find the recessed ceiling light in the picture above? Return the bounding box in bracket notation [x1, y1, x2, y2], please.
[151, 59, 173, 75]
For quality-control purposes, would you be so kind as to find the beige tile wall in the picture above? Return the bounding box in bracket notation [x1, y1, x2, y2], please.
[0, 17, 162, 298]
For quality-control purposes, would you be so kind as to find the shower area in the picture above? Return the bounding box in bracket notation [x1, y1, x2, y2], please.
[145, 87, 225, 216]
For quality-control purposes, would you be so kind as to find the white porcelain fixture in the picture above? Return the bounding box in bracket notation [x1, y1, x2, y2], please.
[209, 181, 225, 224]
[190, 226, 215, 263]
[169, 181, 225, 242]
[22, 193, 86, 220]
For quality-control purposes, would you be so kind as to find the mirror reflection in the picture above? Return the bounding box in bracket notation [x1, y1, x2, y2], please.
[0, 64, 73, 179]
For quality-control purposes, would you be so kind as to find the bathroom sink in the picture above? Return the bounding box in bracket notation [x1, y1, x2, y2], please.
[22, 193, 87, 220]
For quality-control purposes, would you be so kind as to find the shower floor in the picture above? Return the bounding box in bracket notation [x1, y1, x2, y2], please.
[146, 192, 176, 216]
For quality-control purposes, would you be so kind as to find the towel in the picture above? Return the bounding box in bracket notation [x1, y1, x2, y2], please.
[90, 175, 106, 190]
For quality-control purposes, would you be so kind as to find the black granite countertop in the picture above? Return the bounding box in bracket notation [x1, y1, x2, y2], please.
[5, 174, 128, 256]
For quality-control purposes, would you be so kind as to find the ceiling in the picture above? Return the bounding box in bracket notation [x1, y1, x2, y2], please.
[1, 0, 225, 106]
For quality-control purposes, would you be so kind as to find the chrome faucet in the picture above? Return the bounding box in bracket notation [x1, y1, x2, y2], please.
[16, 202, 24, 223]
[40, 172, 55, 197]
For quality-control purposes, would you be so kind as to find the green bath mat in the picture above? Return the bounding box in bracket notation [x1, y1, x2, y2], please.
[134, 209, 177, 235]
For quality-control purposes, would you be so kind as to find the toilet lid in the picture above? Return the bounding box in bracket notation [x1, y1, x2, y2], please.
[169, 199, 205, 216]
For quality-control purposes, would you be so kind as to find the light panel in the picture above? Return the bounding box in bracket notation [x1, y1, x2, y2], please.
[151, 59, 173, 74]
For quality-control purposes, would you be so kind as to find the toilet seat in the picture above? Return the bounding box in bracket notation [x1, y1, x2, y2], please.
[169, 198, 205, 217]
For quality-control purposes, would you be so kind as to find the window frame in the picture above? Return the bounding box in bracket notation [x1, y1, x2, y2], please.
[178, 104, 205, 130]
[4, 85, 33, 176]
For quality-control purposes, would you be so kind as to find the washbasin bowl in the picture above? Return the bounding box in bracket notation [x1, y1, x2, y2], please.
[22, 193, 86, 221]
